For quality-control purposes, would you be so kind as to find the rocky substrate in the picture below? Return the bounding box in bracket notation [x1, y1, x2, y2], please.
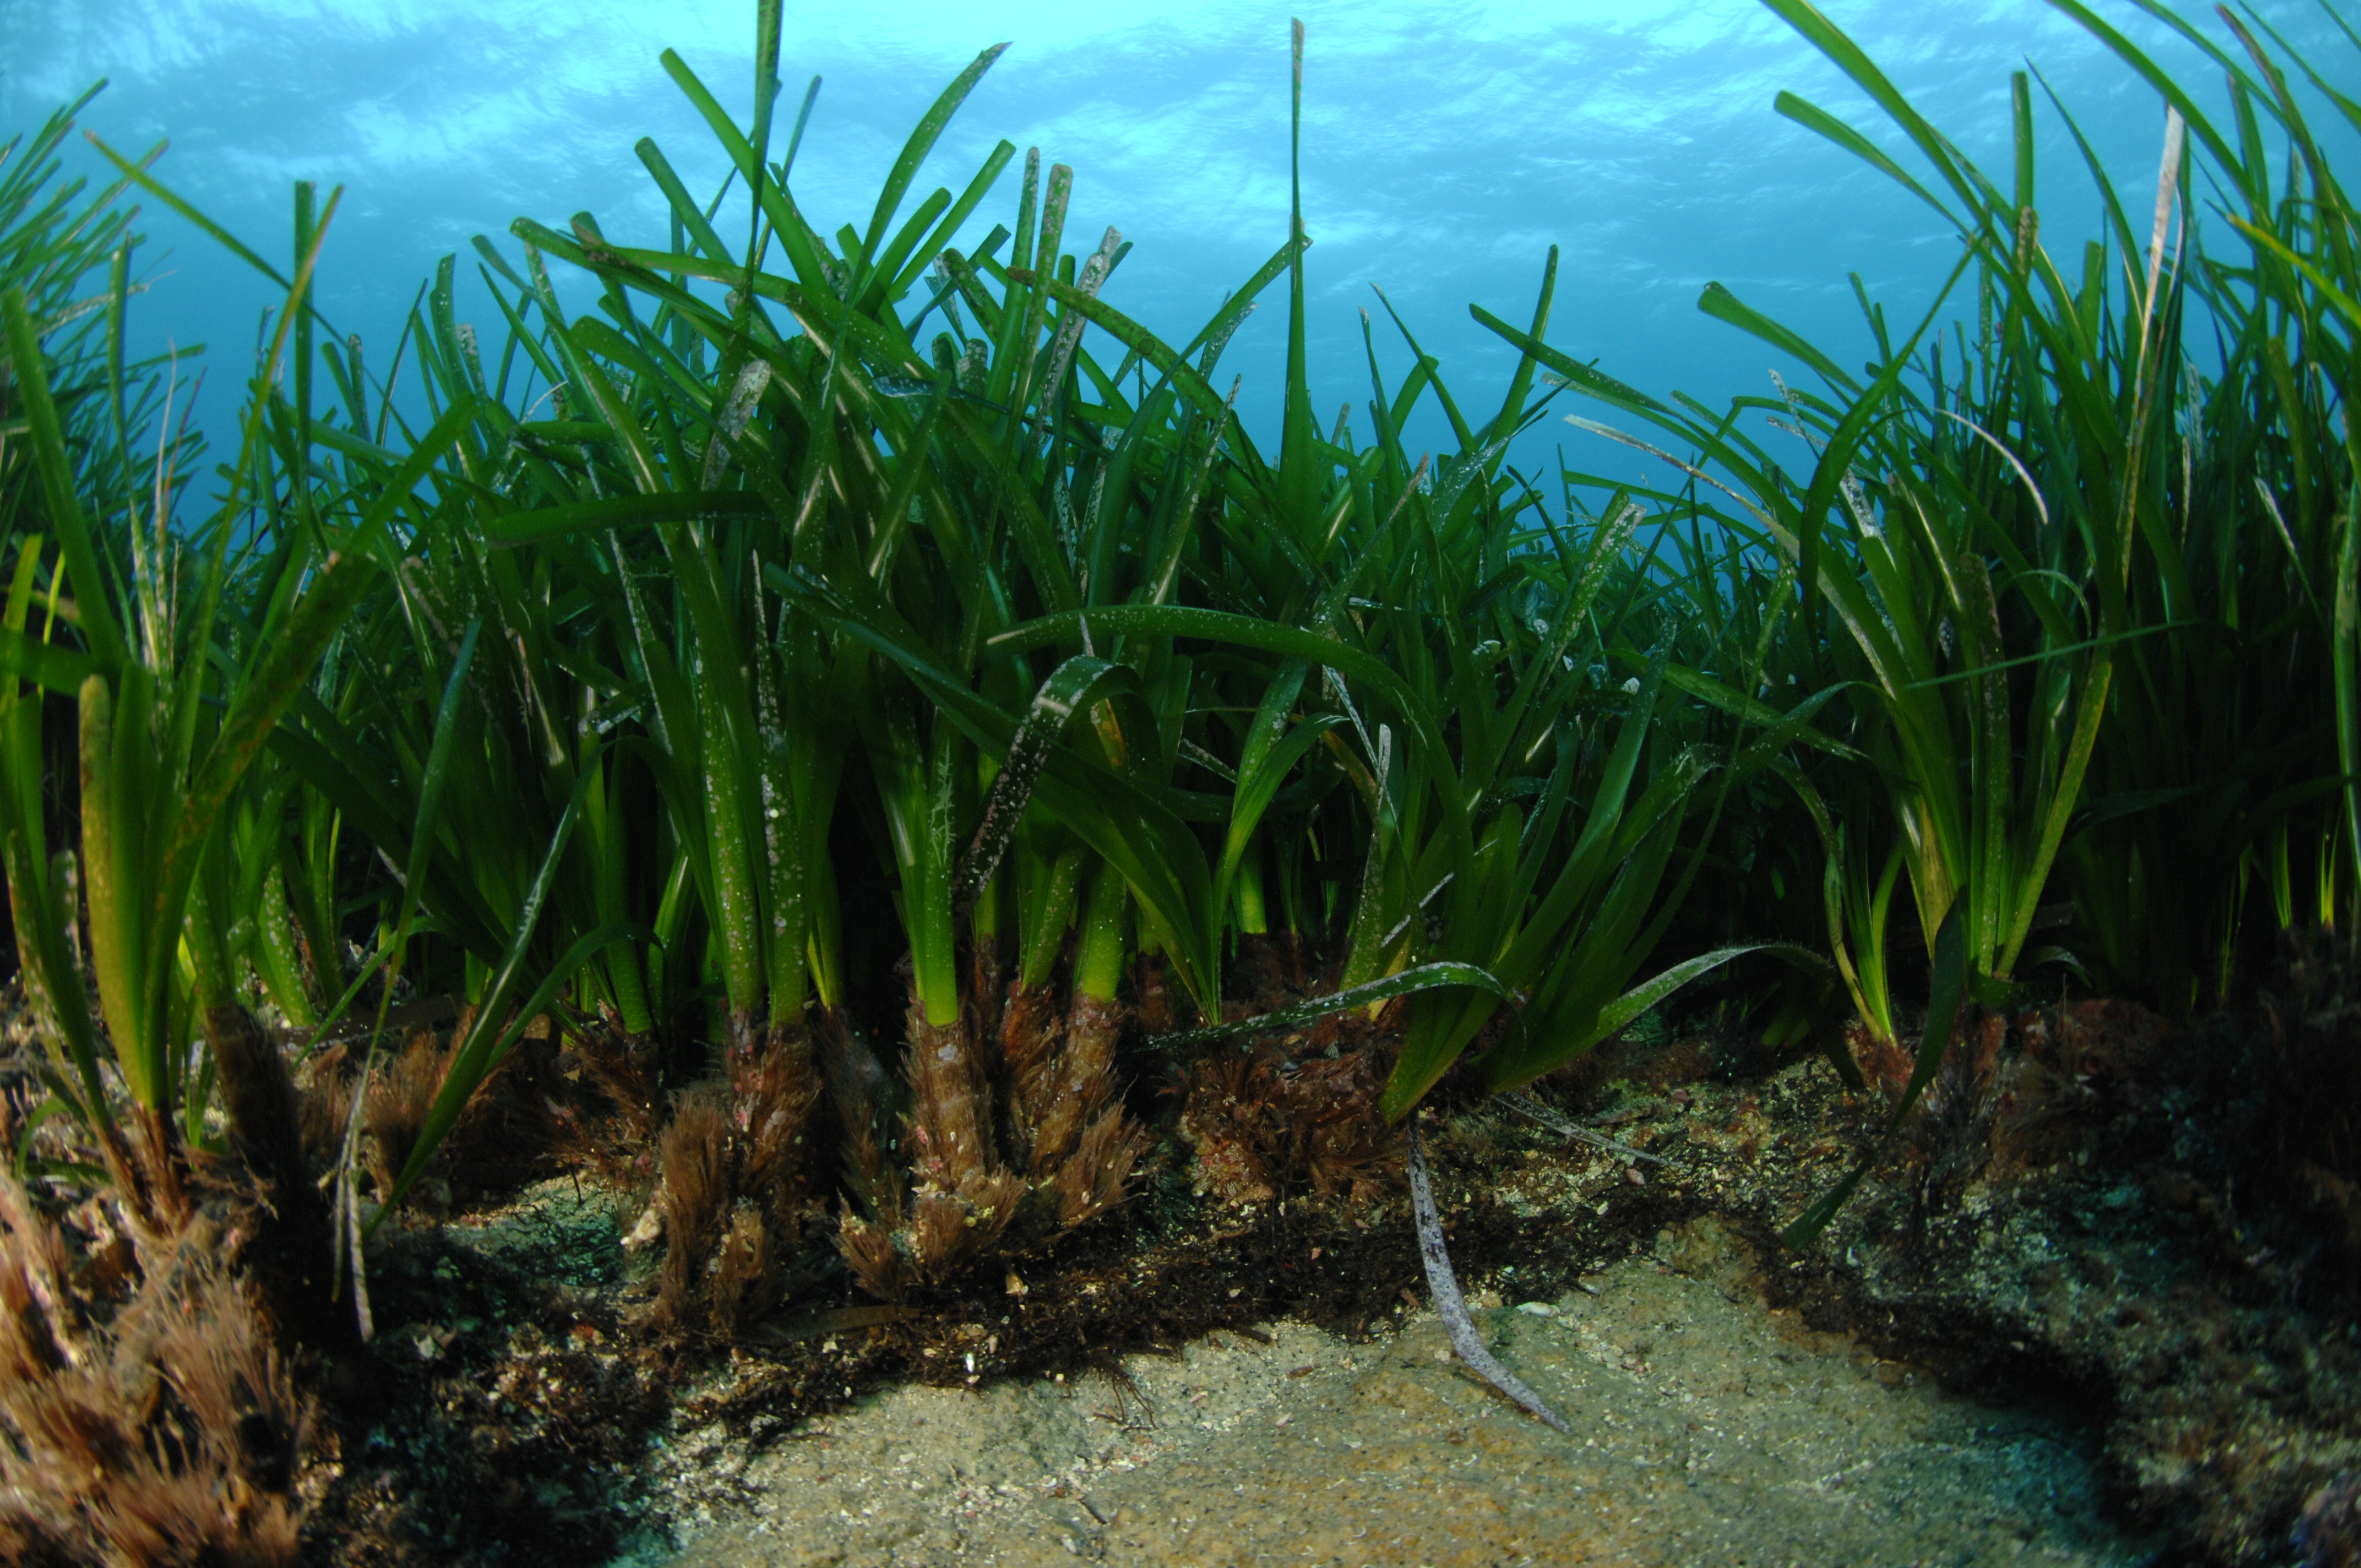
[284, 972, 2361, 1566]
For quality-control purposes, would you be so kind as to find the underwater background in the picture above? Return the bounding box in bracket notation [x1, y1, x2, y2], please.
[7, 0, 2354, 479]
[8, 1, 2361, 1561]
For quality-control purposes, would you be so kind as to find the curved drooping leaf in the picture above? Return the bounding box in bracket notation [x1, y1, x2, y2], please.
[1407, 1121, 1571, 1434]
[1146, 961, 1519, 1059]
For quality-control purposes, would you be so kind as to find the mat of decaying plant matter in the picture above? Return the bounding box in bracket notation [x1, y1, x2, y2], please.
[624, 1226, 2151, 1568]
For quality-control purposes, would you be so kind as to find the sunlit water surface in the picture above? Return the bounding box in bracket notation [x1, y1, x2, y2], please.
[6, 0, 2353, 486]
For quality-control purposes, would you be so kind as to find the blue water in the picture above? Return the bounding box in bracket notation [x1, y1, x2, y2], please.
[4, 0, 2349, 494]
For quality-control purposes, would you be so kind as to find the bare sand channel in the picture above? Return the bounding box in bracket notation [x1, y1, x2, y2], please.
[621, 1218, 2151, 1568]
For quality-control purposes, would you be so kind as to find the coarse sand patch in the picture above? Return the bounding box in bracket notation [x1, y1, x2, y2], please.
[629, 1219, 2150, 1567]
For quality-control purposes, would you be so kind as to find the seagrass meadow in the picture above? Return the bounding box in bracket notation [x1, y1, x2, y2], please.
[1, 0, 2359, 1562]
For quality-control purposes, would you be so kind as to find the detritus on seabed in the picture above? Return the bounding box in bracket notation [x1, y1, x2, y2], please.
[287, 969, 2361, 1567]
[1785, 974, 2361, 1567]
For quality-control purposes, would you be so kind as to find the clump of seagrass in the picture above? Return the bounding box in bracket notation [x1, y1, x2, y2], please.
[294, 1031, 474, 1216]
[1004, 978, 1150, 1226]
[548, 1025, 665, 1172]
[1179, 1036, 1402, 1207]
[835, 977, 1149, 1301]
[647, 1028, 823, 1337]
[304, 1017, 661, 1209]
[295, 1046, 354, 1175]
[836, 1002, 1026, 1300]
[0, 1107, 315, 1565]
[353, 1033, 452, 1206]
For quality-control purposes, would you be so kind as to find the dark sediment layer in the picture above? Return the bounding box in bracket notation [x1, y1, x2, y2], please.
[9, 951, 2357, 1565]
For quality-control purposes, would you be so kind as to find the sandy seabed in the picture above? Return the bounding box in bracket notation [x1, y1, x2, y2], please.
[632, 1224, 2146, 1568]
[302, 984, 2361, 1567]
